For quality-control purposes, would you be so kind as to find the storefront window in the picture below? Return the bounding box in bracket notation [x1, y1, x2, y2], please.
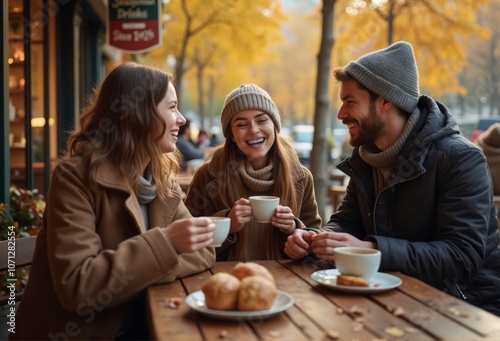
[8, 0, 47, 193]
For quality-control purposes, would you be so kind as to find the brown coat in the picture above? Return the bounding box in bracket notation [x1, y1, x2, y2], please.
[11, 157, 215, 340]
[185, 154, 321, 260]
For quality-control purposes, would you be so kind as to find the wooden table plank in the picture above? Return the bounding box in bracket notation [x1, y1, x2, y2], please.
[394, 273, 500, 338]
[274, 259, 380, 340]
[148, 260, 500, 341]
[279, 259, 490, 341]
[370, 289, 480, 341]
[147, 279, 202, 341]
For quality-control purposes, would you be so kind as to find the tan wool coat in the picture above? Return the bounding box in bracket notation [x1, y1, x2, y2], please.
[11, 157, 215, 340]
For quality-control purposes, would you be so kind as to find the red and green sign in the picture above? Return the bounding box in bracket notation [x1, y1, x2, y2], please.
[108, 0, 162, 53]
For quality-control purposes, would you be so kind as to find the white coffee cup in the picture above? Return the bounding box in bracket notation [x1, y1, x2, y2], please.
[333, 247, 381, 280]
[249, 196, 279, 223]
[208, 217, 230, 247]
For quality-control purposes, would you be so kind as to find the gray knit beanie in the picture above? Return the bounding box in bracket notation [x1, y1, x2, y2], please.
[220, 84, 281, 137]
[344, 41, 420, 113]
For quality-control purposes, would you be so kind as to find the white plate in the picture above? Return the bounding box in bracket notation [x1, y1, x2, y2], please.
[185, 290, 294, 320]
[311, 269, 402, 293]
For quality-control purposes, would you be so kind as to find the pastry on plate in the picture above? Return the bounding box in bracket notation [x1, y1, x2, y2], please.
[202, 272, 241, 310]
[231, 262, 275, 283]
[237, 275, 277, 311]
[336, 274, 370, 287]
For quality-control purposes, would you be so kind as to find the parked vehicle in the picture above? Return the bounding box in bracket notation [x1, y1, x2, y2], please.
[470, 119, 500, 143]
[290, 125, 349, 165]
[331, 127, 350, 164]
[291, 125, 315, 164]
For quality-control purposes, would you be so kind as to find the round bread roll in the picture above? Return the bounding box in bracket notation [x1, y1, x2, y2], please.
[202, 273, 241, 310]
[231, 262, 275, 284]
[237, 275, 277, 311]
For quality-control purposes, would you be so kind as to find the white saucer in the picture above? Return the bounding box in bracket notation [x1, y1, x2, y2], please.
[311, 269, 402, 293]
[185, 290, 294, 320]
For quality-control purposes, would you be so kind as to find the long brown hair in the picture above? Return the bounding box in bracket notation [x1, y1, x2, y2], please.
[213, 124, 300, 259]
[63, 63, 180, 200]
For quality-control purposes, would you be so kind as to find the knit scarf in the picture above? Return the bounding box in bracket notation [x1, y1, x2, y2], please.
[359, 110, 420, 193]
[238, 160, 274, 192]
[136, 164, 157, 204]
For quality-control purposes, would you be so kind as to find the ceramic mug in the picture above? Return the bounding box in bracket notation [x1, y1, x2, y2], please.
[333, 247, 381, 280]
[249, 196, 279, 223]
[208, 217, 230, 247]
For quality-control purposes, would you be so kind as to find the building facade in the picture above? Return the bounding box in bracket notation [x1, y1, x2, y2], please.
[1, 0, 122, 203]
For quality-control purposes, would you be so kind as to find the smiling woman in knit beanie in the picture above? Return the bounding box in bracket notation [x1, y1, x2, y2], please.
[285, 41, 500, 316]
[185, 84, 322, 261]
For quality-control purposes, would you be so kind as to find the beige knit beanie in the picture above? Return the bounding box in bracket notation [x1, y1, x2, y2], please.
[220, 84, 281, 137]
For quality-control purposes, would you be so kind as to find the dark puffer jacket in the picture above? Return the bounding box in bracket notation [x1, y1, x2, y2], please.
[326, 95, 500, 315]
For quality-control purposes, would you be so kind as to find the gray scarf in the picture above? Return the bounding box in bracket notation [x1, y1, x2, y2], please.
[136, 164, 157, 205]
[359, 109, 420, 192]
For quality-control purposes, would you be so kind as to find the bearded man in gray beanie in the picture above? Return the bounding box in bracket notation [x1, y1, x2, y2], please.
[285, 41, 500, 316]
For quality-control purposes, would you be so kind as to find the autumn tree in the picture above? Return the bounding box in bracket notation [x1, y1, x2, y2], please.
[145, 0, 285, 122]
[309, 0, 336, 220]
[249, 5, 320, 126]
[333, 0, 490, 99]
[459, 1, 499, 117]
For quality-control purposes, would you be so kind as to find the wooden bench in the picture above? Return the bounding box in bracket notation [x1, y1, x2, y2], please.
[328, 185, 346, 212]
[0, 235, 37, 305]
[494, 195, 500, 208]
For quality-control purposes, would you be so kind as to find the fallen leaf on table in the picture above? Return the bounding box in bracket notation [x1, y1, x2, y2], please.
[167, 298, 180, 309]
[393, 306, 405, 316]
[405, 327, 418, 334]
[268, 330, 282, 338]
[349, 305, 364, 316]
[218, 330, 229, 339]
[324, 330, 339, 339]
[384, 326, 404, 337]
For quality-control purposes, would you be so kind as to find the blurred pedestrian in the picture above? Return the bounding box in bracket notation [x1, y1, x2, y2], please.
[197, 129, 211, 148]
[177, 118, 206, 172]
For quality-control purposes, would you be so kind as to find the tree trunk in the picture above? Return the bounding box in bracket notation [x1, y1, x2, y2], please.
[208, 76, 215, 129]
[310, 0, 335, 222]
[387, 0, 395, 45]
[197, 63, 205, 129]
[488, 34, 498, 116]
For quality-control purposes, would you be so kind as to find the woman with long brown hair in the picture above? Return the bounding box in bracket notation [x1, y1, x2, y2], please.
[11, 63, 216, 341]
[185, 84, 321, 261]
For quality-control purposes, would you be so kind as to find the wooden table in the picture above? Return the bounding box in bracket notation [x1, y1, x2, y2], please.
[147, 259, 500, 340]
[175, 174, 193, 197]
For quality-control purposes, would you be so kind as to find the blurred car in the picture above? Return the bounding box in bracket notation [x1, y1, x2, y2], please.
[290, 125, 348, 165]
[331, 127, 350, 164]
[469, 119, 500, 143]
[291, 125, 315, 164]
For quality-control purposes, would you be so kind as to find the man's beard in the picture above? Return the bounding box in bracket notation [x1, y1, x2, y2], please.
[349, 102, 385, 147]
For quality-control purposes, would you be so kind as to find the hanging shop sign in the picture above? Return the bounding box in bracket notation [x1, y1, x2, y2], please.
[108, 0, 162, 53]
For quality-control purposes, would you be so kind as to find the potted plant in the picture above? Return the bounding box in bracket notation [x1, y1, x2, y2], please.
[0, 186, 45, 297]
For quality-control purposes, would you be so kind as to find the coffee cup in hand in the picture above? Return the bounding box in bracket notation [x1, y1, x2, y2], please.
[249, 196, 279, 223]
[333, 247, 381, 280]
[207, 217, 230, 247]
